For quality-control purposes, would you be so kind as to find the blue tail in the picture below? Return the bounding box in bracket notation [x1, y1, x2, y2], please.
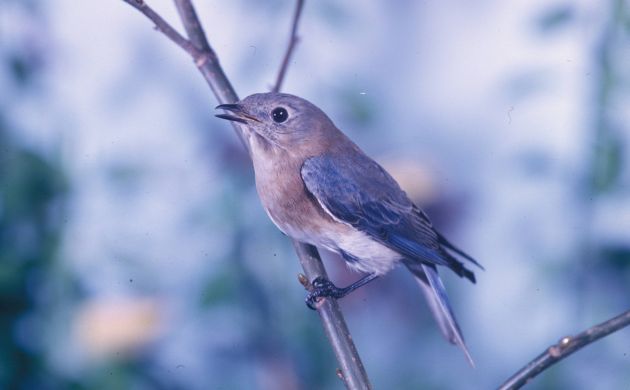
[407, 262, 474, 367]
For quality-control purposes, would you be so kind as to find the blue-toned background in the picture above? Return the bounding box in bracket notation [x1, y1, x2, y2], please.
[1, 0, 629, 388]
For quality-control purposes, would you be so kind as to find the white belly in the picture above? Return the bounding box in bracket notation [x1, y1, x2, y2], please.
[306, 193, 403, 275]
[327, 228, 402, 275]
[266, 205, 401, 275]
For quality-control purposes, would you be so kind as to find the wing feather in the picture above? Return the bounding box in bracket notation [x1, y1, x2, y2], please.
[301, 153, 450, 267]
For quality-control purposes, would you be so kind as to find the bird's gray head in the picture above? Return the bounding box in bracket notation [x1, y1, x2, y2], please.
[215, 93, 335, 149]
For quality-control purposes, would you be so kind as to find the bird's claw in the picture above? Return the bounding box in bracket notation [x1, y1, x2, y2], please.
[305, 277, 346, 310]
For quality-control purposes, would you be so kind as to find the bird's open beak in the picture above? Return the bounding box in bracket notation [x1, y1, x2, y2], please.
[215, 103, 259, 124]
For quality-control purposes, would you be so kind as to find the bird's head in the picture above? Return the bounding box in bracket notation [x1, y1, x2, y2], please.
[215, 93, 336, 150]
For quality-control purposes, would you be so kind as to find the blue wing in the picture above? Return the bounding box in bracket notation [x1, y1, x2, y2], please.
[301, 152, 478, 282]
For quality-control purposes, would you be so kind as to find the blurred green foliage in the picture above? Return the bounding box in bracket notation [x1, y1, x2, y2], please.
[0, 2, 68, 388]
[0, 118, 67, 388]
[587, 0, 630, 286]
[592, 133, 624, 194]
[536, 5, 574, 33]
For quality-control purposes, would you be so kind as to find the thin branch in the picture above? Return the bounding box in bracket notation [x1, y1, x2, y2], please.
[121, 1, 371, 388]
[173, 0, 213, 53]
[124, 0, 248, 151]
[172, 0, 250, 153]
[272, 0, 305, 93]
[498, 309, 630, 390]
[122, 0, 202, 60]
[294, 243, 371, 390]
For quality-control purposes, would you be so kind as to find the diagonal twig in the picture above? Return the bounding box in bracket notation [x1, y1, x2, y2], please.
[123, 0, 249, 151]
[294, 243, 371, 389]
[272, 0, 305, 93]
[120, 0, 371, 388]
[498, 309, 630, 390]
[172, 0, 244, 131]
[173, 0, 212, 52]
[122, 0, 202, 60]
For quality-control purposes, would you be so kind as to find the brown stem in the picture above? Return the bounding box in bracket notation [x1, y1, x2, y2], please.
[121, 1, 371, 388]
[171, 0, 250, 153]
[293, 243, 371, 389]
[122, 0, 202, 60]
[498, 309, 630, 389]
[272, 0, 305, 93]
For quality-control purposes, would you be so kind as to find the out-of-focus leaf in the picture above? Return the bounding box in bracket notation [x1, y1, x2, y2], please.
[336, 87, 376, 128]
[2, 151, 60, 212]
[105, 163, 145, 196]
[9, 55, 33, 85]
[200, 268, 238, 307]
[536, 5, 575, 33]
[600, 245, 630, 271]
[592, 133, 624, 193]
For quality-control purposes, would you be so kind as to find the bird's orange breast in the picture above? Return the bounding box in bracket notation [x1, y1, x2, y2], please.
[251, 144, 339, 246]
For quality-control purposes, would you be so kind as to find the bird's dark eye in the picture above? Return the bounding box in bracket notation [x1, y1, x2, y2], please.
[271, 107, 288, 123]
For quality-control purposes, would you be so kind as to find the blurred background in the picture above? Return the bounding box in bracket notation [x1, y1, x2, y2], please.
[1, 0, 629, 388]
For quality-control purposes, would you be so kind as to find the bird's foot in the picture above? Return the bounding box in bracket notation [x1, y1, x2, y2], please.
[305, 277, 348, 310]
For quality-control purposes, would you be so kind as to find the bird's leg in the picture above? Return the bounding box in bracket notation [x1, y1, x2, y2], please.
[306, 273, 379, 310]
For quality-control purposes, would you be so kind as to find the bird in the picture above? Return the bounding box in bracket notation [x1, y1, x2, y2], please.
[215, 92, 483, 365]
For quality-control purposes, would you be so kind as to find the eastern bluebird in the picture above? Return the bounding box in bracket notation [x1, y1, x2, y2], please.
[216, 93, 482, 365]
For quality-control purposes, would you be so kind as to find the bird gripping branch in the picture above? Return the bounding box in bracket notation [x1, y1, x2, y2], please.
[216, 93, 483, 366]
